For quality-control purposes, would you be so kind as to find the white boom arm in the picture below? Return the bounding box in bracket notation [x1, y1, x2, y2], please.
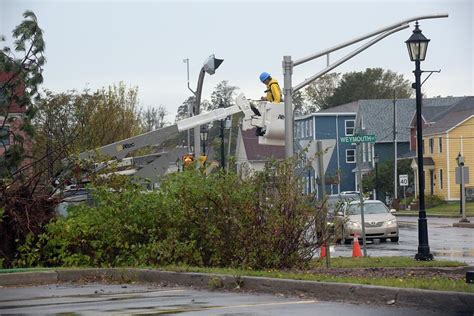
[79, 94, 283, 160]
[176, 94, 253, 132]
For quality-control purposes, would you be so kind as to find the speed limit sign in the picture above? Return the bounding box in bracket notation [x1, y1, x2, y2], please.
[399, 174, 409, 186]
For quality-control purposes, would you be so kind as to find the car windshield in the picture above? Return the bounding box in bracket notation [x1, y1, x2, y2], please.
[347, 203, 389, 215]
[326, 195, 359, 213]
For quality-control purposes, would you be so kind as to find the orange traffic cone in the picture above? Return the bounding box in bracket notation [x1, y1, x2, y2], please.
[352, 235, 362, 257]
[320, 243, 326, 258]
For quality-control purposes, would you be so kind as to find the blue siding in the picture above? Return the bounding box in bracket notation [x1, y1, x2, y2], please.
[375, 142, 411, 162]
[336, 116, 357, 193]
[295, 112, 414, 200]
[308, 114, 358, 197]
[315, 117, 337, 140]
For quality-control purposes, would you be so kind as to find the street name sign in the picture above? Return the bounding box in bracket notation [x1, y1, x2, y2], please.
[399, 174, 409, 186]
[339, 135, 376, 144]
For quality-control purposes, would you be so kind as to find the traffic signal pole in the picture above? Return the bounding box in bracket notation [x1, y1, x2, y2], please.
[282, 14, 448, 158]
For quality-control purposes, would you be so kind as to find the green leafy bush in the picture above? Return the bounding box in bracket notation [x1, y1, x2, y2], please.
[425, 194, 445, 208]
[16, 158, 325, 270]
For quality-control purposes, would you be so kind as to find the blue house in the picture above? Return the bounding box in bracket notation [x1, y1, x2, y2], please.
[295, 97, 463, 199]
[294, 102, 358, 198]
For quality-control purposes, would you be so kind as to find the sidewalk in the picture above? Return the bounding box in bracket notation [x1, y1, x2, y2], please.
[396, 214, 474, 228]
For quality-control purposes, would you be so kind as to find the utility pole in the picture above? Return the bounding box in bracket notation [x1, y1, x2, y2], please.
[357, 140, 368, 257]
[183, 58, 195, 153]
[393, 93, 398, 202]
[281, 14, 447, 159]
[316, 141, 326, 200]
[316, 140, 330, 267]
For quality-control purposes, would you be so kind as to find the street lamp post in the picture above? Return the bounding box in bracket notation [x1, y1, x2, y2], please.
[374, 154, 379, 201]
[200, 125, 209, 156]
[456, 153, 470, 223]
[406, 21, 433, 261]
[194, 55, 224, 158]
[219, 101, 226, 170]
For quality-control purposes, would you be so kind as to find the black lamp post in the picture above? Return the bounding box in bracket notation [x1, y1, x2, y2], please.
[406, 21, 433, 261]
[374, 154, 379, 201]
[219, 101, 226, 170]
[200, 125, 209, 156]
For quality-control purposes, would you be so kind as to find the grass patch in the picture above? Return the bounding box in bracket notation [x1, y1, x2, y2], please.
[310, 256, 466, 268]
[160, 265, 474, 293]
[398, 202, 474, 217]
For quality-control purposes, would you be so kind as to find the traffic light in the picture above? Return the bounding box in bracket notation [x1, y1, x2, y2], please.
[203, 54, 224, 75]
[198, 154, 207, 167]
[182, 154, 194, 169]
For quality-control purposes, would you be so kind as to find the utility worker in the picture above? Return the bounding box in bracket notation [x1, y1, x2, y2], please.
[259, 72, 282, 103]
[255, 72, 282, 137]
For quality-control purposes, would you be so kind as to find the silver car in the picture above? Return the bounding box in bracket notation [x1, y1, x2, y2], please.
[343, 200, 399, 244]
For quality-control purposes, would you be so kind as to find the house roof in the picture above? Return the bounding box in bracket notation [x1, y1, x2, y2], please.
[424, 97, 474, 135]
[317, 101, 359, 114]
[356, 97, 466, 143]
[295, 101, 358, 120]
[411, 157, 435, 168]
[408, 97, 467, 127]
[241, 128, 285, 161]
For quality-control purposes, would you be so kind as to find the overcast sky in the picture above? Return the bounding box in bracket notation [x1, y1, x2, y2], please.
[1, 0, 473, 122]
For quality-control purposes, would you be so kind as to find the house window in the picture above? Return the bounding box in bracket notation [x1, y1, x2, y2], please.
[345, 120, 355, 136]
[438, 137, 443, 153]
[367, 143, 371, 162]
[346, 149, 356, 163]
[0, 126, 9, 146]
[429, 138, 434, 154]
[439, 169, 443, 189]
[362, 143, 367, 162]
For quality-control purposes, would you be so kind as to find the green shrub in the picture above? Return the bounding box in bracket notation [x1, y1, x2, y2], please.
[16, 158, 325, 270]
[425, 195, 445, 207]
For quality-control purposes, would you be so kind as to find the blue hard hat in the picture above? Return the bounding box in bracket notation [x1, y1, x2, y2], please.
[259, 72, 271, 82]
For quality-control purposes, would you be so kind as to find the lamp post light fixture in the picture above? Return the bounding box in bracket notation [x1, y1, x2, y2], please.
[200, 125, 209, 156]
[374, 154, 380, 201]
[406, 21, 433, 261]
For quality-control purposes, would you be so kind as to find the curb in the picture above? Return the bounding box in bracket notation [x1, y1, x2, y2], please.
[453, 222, 474, 228]
[0, 268, 473, 313]
[0, 271, 58, 286]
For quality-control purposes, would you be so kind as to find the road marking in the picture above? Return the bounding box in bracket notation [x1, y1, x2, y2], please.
[123, 299, 318, 315]
[0, 289, 187, 310]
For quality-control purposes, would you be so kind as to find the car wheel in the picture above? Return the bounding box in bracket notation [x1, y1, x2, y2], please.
[380, 238, 387, 243]
[390, 237, 399, 242]
[344, 238, 352, 245]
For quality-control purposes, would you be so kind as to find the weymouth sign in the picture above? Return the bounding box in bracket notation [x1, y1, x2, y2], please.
[339, 135, 376, 144]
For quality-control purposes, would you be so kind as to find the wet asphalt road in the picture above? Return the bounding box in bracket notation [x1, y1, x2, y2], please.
[331, 216, 474, 264]
[0, 283, 465, 315]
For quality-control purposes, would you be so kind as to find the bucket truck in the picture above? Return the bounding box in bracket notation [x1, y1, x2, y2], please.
[76, 94, 285, 187]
